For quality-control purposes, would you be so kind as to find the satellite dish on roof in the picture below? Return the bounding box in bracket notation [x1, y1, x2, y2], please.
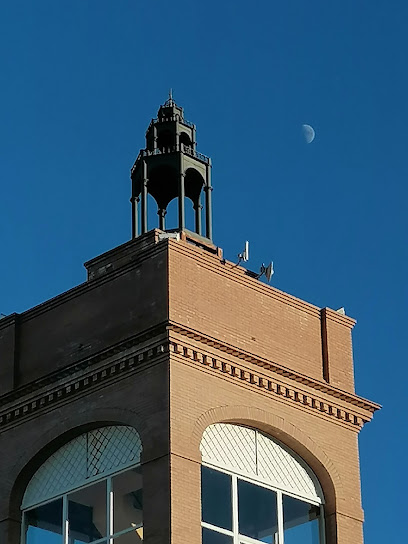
[257, 262, 274, 282]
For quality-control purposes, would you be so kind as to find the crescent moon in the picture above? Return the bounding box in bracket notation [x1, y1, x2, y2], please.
[302, 124, 315, 144]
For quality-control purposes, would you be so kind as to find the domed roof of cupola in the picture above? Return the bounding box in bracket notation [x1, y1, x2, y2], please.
[157, 90, 184, 120]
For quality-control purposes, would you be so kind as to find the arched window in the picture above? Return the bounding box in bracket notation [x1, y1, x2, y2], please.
[21, 426, 143, 544]
[200, 424, 324, 544]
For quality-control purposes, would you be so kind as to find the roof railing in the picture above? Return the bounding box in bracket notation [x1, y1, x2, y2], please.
[131, 143, 209, 174]
[181, 144, 210, 164]
[145, 115, 194, 134]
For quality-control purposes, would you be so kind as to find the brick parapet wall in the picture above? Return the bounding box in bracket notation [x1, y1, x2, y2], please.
[167, 237, 358, 393]
[0, 233, 168, 394]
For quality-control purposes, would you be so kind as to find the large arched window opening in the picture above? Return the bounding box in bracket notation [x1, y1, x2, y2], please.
[21, 426, 143, 544]
[200, 424, 325, 544]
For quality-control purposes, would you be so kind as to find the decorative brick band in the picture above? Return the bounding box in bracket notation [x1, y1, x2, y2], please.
[169, 340, 371, 430]
[168, 324, 380, 415]
[0, 342, 168, 430]
[0, 323, 378, 432]
[0, 323, 168, 409]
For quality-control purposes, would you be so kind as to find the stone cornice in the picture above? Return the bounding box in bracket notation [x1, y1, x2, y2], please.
[167, 324, 380, 421]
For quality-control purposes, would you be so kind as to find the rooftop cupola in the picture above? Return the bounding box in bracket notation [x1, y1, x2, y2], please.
[130, 94, 213, 240]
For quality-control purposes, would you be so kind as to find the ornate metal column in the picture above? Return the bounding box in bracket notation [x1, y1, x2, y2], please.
[194, 194, 202, 236]
[205, 161, 213, 241]
[131, 196, 139, 239]
[158, 209, 166, 230]
[178, 173, 185, 230]
[141, 160, 148, 234]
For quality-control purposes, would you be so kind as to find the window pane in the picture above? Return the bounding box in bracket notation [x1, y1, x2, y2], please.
[68, 480, 106, 543]
[202, 528, 233, 544]
[201, 467, 232, 531]
[238, 480, 278, 543]
[112, 467, 143, 535]
[25, 499, 63, 544]
[283, 495, 321, 544]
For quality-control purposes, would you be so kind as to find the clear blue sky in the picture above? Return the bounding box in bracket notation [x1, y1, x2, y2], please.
[0, 1, 406, 541]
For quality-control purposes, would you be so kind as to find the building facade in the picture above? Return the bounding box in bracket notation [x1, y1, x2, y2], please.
[0, 98, 379, 544]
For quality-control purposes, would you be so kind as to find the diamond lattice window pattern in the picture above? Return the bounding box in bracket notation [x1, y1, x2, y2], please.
[200, 423, 322, 502]
[22, 425, 142, 509]
[200, 423, 257, 476]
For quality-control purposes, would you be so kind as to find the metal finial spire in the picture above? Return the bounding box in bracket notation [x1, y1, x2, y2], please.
[169, 88, 173, 100]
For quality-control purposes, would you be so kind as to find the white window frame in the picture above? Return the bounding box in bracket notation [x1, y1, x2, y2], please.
[201, 463, 326, 544]
[21, 465, 143, 544]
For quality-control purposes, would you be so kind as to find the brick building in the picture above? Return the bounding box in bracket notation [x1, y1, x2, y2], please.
[0, 97, 379, 544]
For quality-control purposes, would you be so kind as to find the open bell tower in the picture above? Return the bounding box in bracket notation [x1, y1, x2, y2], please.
[130, 93, 213, 239]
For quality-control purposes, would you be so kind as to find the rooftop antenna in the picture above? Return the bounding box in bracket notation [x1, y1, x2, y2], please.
[256, 262, 274, 282]
[235, 241, 249, 266]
